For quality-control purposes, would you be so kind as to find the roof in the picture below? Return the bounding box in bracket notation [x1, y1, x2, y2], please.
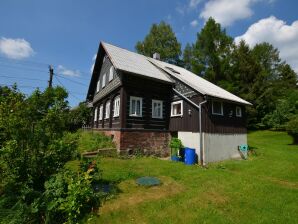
[102, 42, 173, 84]
[148, 58, 252, 105]
[98, 41, 252, 106]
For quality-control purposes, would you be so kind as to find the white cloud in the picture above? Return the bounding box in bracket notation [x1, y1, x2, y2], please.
[190, 20, 199, 27]
[90, 54, 97, 74]
[235, 16, 298, 72]
[189, 0, 202, 8]
[200, 0, 273, 27]
[57, 65, 81, 77]
[0, 37, 34, 59]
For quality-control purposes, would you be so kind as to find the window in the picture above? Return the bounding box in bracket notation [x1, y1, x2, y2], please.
[99, 104, 103, 120]
[96, 79, 100, 93]
[165, 66, 180, 74]
[94, 107, 98, 121]
[105, 101, 110, 119]
[129, 96, 142, 117]
[113, 96, 120, 117]
[171, 100, 183, 117]
[109, 66, 114, 82]
[236, 106, 242, 117]
[212, 101, 223, 115]
[102, 73, 106, 88]
[152, 100, 163, 119]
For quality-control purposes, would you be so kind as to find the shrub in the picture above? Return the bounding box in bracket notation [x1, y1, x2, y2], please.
[78, 131, 115, 153]
[286, 115, 298, 144]
[44, 158, 104, 224]
[169, 138, 183, 157]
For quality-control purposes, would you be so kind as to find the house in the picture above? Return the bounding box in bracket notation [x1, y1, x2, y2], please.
[86, 41, 252, 164]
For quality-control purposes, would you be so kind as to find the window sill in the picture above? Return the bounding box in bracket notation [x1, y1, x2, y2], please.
[113, 115, 119, 118]
[171, 114, 183, 117]
[212, 113, 224, 116]
[129, 114, 142, 117]
[152, 116, 163, 119]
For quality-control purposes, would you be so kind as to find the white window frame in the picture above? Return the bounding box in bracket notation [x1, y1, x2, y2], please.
[129, 96, 143, 117]
[102, 73, 106, 88]
[236, 106, 242, 117]
[96, 79, 100, 93]
[109, 66, 114, 82]
[212, 101, 223, 116]
[113, 96, 120, 117]
[171, 100, 183, 117]
[94, 107, 98, 121]
[105, 101, 110, 119]
[152, 99, 163, 119]
[99, 104, 103, 121]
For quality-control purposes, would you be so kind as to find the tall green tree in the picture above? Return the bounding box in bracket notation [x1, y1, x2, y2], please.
[135, 21, 181, 64]
[183, 43, 194, 71]
[192, 17, 233, 83]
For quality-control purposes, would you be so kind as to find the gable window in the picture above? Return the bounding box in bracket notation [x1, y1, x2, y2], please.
[113, 96, 120, 117]
[102, 73, 106, 88]
[96, 79, 100, 93]
[171, 100, 183, 117]
[94, 107, 98, 121]
[129, 96, 142, 117]
[105, 101, 110, 119]
[99, 104, 103, 121]
[109, 66, 114, 82]
[152, 100, 163, 119]
[236, 106, 242, 117]
[212, 101, 223, 115]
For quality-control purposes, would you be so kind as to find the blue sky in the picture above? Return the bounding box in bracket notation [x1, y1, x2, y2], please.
[0, 0, 297, 106]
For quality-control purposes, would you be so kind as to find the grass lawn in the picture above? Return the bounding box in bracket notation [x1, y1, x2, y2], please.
[90, 131, 298, 224]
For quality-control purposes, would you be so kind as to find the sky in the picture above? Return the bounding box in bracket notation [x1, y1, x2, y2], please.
[0, 0, 298, 106]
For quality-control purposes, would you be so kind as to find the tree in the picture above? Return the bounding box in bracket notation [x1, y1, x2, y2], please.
[135, 21, 181, 64]
[183, 43, 194, 71]
[192, 17, 233, 83]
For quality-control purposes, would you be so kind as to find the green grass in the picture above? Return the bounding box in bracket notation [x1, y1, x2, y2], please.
[90, 131, 298, 224]
[77, 131, 115, 153]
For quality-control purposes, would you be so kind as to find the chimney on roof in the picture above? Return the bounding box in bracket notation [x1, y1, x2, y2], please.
[153, 52, 160, 60]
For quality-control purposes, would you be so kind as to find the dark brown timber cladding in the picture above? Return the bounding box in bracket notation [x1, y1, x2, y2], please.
[169, 95, 247, 134]
[92, 87, 121, 129]
[122, 73, 173, 130]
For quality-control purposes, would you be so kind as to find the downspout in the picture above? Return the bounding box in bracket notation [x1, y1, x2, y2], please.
[172, 88, 208, 166]
[199, 98, 207, 166]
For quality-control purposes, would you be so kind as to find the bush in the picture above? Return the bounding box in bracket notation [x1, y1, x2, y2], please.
[78, 131, 115, 153]
[286, 115, 298, 144]
[44, 159, 104, 224]
[169, 138, 183, 157]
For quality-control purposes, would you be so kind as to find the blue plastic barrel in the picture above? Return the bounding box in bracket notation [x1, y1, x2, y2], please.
[184, 147, 196, 165]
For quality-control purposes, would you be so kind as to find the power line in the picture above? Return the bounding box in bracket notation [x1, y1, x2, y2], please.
[0, 74, 47, 82]
[54, 73, 88, 86]
[54, 75, 83, 101]
[0, 62, 48, 73]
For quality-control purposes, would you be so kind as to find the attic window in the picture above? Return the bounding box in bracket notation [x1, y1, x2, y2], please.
[109, 66, 114, 82]
[165, 67, 180, 74]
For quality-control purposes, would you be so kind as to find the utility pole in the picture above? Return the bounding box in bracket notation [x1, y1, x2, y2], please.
[48, 65, 54, 88]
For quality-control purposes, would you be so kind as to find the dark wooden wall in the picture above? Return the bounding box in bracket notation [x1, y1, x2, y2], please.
[169, 94, 247, 134]
[92, 87, 121, 129]
[122, 73, 173, 130]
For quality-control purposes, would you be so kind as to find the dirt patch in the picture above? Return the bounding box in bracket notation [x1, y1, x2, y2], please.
[201, 190, 229, 205]
[99, 176, 184, 214]
[265, 177, 298, 189]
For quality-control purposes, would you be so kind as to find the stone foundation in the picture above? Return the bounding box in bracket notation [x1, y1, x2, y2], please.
[92, 129, 171, 157]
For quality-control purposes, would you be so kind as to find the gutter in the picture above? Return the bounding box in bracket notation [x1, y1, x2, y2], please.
[172, 88, 208, 166]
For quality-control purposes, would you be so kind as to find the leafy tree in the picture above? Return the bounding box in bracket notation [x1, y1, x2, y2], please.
[68, 102, 91, 131]
[192, 17, 233, 83]
[136, 21, 181, 64]
[0, 85, 80, 223]
[183, 43, 194, 71]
